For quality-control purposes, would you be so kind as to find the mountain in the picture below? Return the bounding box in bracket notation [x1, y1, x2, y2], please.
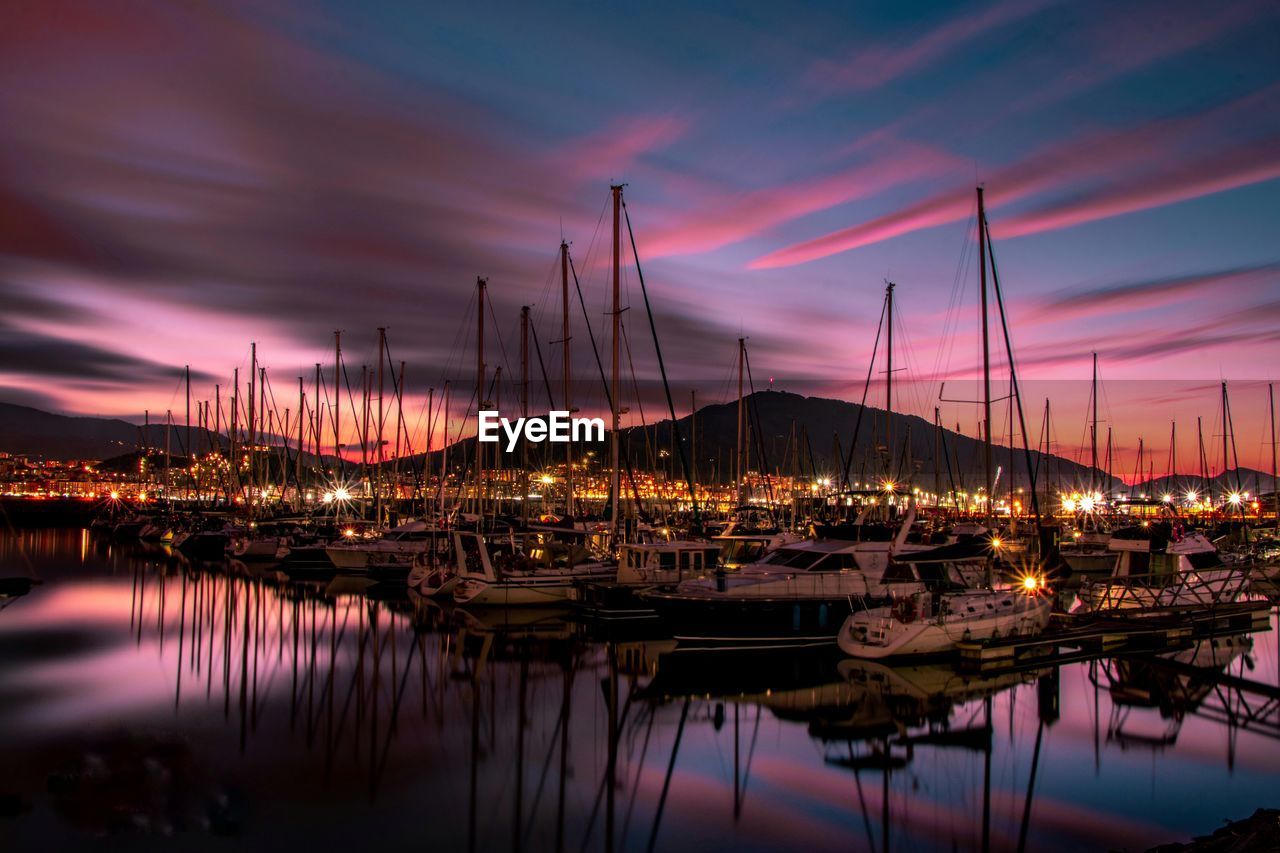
[617, 390, 1117, 496]
[1130, 468, 1277, 498]
[0, 403, 144, 460]
[0, 394, 1136, 499]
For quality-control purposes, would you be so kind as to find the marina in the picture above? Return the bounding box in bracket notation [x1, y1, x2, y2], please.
[1, 528, 1279, 851]
[3, 1, 1280, 850]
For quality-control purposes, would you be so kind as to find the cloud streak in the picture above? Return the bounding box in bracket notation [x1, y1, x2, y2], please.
[748, 84, 1280, 268]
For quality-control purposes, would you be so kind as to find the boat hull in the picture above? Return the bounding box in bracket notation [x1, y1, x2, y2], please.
[839, 597, 1051, 658]
[642, 592, 865, 648]
[454, 576, 582, 606]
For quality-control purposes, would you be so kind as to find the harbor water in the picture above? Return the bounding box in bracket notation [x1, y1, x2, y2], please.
[1, 528, 1277, 851]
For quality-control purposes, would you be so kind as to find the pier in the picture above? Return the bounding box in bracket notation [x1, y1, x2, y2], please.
[957, 599, 1273, 673]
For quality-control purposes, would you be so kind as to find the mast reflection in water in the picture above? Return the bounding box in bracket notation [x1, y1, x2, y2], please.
[1, 529, 1278, 852]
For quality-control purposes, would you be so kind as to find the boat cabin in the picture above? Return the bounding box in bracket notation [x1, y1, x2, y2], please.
[1107, 524, 1221, 577]
[617, 542, 721, 585]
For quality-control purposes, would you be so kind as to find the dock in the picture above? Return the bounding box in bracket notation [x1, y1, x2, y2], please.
[956, 600, 1273, 674]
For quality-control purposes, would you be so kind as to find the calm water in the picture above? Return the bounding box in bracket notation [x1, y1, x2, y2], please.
[1, 529, 1277, 852]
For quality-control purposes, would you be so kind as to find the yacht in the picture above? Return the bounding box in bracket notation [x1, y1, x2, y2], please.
[573, 541, 722, 616]
[324, 520, 445, 569]
[452, 527, 616, 606]
[838, 544, 1051, 658]
[640, 508, 925, 649]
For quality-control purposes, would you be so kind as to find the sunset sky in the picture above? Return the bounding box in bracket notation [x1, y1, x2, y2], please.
[1, 0, 1278, 476]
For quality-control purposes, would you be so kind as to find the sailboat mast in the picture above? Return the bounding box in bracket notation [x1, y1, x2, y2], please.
[376, 327, 386, 525]
[164, 409, 171, 503]
[297, 376, 305, 505]
[231, 370, 239, 506]
[690, 389, 697, 509]
[885, 282, 894, 486]
[609, 185, 623, 542]
[521, 305, 530, 527]
[258, 366, 266, 509]
[476, 277, 487, 520]
[184, 365, 191, 501]
[1091, 352, 1098, 485]
[1198, 416, 1207, 484]
[561, 241, 574, 517]
[333, 330, 342, 473]
[977, 187, 993, 525]
[735, 338, 745, 507]
[440, 381, 450, 519]
[1270, 383, 1277, 534]
[1221, 381, 1231, 502]
[313, 363, 321, 491]
[934, 407, 942, 509]
[248, 343, 256, 517]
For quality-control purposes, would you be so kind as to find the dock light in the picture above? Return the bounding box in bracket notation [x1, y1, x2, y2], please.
[109, 491, 120, 501]
[1186, 490, 1198, 503]
[990, 537, 1003, 550]
[342, 528, 356, 538]
[321, 491, 334, 504]
[540, 474, 554, 485]
[1080, 496, 1096, 512]
[1228, 492, 1242, 506]
[1161, 493, 1172, 503]
[1062, 497, 1077, 512]
[881, 480, 894, 492]
[1022, 575, 1039, 591]
[333, 487, 351, 501]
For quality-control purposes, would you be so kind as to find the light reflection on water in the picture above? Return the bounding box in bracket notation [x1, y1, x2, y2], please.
[0, 528, 1277, 852]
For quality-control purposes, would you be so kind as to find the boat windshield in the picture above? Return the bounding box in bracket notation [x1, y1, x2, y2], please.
[759, 548, 827, 569]
[720, 539, 767, 563]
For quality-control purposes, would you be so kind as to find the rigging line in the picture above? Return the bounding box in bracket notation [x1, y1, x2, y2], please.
[841, 288, 888, 491]
[567, 250, 614, 411]
[622, 200, 701, 523]
[484, 289, 518, 406]
[380, 343, 427, 492]
[529, 319, 558, 411]
[984, 214, 1043, 530]
[930, 204, 977, 399]
[621, 322, 660, 495]
[742, 345, 778, 509]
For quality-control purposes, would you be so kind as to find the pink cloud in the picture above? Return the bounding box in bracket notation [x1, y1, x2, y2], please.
[998, 137, 1280, 238]
[554, 114, 690, 182]
[748, 84, 1280, 268]
[642, 139, 966, 257]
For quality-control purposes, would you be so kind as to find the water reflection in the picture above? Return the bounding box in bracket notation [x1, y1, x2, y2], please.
[1, 529, 1278, 851]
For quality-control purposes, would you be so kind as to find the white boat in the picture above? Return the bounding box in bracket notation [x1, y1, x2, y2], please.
[230, 534, 289, 561]
[324, 520, 446, 569]
[838, 549, 1051, 658]
[452, 529, 616, 606]
[573, 541, 722, 616]
[407, 553, 459, 598]
[1073, 523, 1249, 613]
[642, 508, 933, 647]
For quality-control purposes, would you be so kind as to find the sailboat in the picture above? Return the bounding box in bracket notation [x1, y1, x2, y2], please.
[840, 186, 1055, 658]
[453, 187, 633, 607]
[838, 541, 1051, 658]
[451, 526, 616, 606]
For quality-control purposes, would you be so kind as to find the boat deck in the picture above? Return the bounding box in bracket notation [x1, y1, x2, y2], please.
[956, 599, 1273, 673]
